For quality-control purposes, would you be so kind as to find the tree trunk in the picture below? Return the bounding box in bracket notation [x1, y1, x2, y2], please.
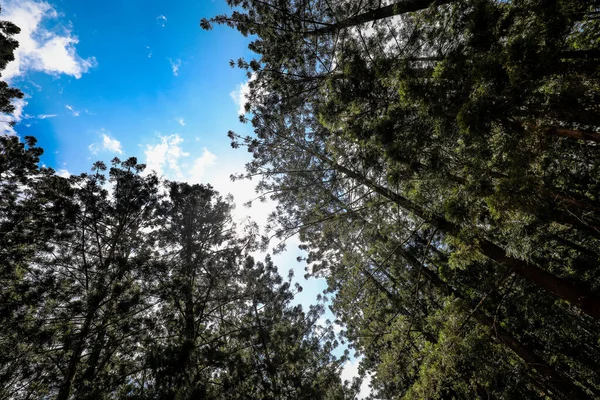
[310, 0, 455, 35]
[77, 326, 107, 399]
[396, 246, 592, 400]
[549, 127, 600, 144]
[475, 239, 600, 319]
[400, 159, 600, 231]
[267, 120, 600, 317]
[316, 148, 600, 319]
[56, 305, 97, 400]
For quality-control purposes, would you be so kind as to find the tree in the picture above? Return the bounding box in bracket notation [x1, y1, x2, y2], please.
[133, 182, 349, 399]
[43, 158, 161, 400]
[207, 0, 600, 397]
[0, 6, 24, 116]
[1, 154, 351, 399]
[0, 135, 76, 397]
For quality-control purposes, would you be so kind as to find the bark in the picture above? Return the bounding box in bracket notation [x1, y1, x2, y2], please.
[77, 325, 107, 399]
[516, 118, 600, 144]
[310, 0, 455, 35]
[549, 127, 600, 144]
[263, 118, 600, 314]
[181, 205, 197, 380]
[536, 185, 600, 214]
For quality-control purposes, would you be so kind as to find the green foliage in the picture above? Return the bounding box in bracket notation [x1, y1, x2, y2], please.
[208, 0, 600, 398]
[0, 143, 350, 399]
[0, 6, 23, 116]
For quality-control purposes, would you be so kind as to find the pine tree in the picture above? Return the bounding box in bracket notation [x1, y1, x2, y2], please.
[206, 0, 600, 397]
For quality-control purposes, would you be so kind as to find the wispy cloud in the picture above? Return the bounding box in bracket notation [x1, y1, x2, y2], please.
[2, 0, 96, 81]
[0, 99, 59, 134]
[102, 134, 123, 154]
[156, 15, 167, 27]
[143, 135, 219, 185]
[144, 134, 189, 179]
[177, 118, 185, 126]
[168, 58, 181, 76]
[21, 112, 59, 120]
[0, 98, 27, 135]
[65, 104, 79, 116]
[146, 45, 152, 58]
[230, 78, 251, 116]
[189, 148, 217, 183]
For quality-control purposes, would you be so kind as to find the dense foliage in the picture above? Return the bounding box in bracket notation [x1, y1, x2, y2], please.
[3, 1, 600, 398]
[203, 0, 600, 398]
[0, 6, 23, 116]
[0, 136, 350, 399]
[0, 9, 355, 398]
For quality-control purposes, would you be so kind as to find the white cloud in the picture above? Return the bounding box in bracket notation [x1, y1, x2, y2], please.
[89, 131, 123, 155]
[0, 98, 27, 135]
[143, 134, 189, 179]
[22, 112, 57, 119]
[156, 15, 167, 27]
[188, 148, 217, 184]
[28, 81, 42, 91]
[56, 168, 70, 178]
[168, 58, 181, 76]
[146, 46, 152, 58]
[177, 118, 185, 126]
[37, 113, 56, 119]
[65, 104, 79, 116]
[101, 133, 123, 154]
[142, 135, 274, 242]
[142, 134, 284, 241]
[1, 0, 96, 81]
[230, 79, 251, 116]
[341, 358, 372, 399]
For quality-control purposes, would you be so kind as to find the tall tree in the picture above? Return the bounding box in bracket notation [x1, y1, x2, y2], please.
[136, 182, 349, 399]
[0, 136, 76, 397]
[207, 0, 600, 397]
[1, 155, 351, 399]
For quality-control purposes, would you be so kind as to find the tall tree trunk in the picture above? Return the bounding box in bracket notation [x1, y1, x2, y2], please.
[310, 0, 455, 35]
[549, 127, 600, 144]
[284, 128, 600, 317]
[319, 148, 600, 318]
[77, 325, 107, 399]
[181, 208, 197, 385]
[56, 303, 98, 400]
[396, 246, 592, 400]
[396, 159, 600, 233]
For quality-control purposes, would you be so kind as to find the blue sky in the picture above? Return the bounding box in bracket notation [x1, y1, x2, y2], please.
[1, 0, 368, 392]
[2, 0, 250, 169]
[0, 0, 329, 312]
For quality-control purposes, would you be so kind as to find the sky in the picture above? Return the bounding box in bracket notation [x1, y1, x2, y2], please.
[0, 0, 369, 394]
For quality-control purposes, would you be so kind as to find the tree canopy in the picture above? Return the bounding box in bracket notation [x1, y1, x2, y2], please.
[204, 0, 600, 398]
[2, 1, 600, 398]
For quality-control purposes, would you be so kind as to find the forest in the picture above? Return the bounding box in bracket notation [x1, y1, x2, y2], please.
[1, 0, 600, 399]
